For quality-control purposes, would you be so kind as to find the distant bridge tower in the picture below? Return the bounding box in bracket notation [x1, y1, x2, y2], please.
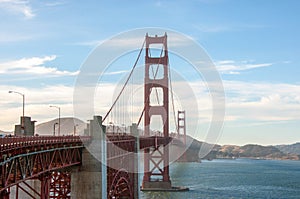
[178, 110, 187, 161]
[142, 33, 171, 189]
[177, 110, 186, 146]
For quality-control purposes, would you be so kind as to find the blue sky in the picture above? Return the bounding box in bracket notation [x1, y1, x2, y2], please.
[0, 0, 299, 145]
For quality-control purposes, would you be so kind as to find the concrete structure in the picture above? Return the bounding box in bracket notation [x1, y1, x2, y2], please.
[71, 149, 102, 199]
[130, 123, 140, 199]
[14, 116, 36, 136]
[71, 116, 105, 199]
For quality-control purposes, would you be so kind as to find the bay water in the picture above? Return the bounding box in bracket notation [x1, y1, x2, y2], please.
[140, 159, 300, 198]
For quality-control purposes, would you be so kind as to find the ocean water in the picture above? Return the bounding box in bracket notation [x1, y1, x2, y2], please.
[140, 159, 300, 199]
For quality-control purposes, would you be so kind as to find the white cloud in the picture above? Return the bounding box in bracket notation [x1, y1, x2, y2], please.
[224, 80, 300, 122]
[0, 55, 79, 76]
[215, 60, 272, 74]
[0, 84, 75, 130]
[0, 0, 35, 19]
[74, 40, 104, 47]
[44, 0, 66, 7]
[95, 78, 300, 132]
[76, 32, 195, 48]
[1, 72, 299, 140]
[0, 32, 32, 43]
[103, 70, 128, 76]
[194, 24, 231, 33]
[194, 23, 266, 33]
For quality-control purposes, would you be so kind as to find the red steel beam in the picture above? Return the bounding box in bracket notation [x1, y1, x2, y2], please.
[0, 136, 90, 194]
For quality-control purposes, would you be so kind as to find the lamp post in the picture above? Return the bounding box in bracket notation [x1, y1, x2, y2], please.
[9, 90, 25, 135]
[74, 124, 78, 136]
[122, 124, 126, 134]
[50, 105, 60, 136]
[109, 122, 114, 134]
[53, 122, 58, 136]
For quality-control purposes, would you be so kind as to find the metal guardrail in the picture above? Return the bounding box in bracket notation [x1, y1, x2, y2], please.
[0, 136, 91, 154]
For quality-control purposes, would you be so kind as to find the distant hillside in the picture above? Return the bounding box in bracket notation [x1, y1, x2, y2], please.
[35, 117, 87, 136]
[176, 135, 218, 162]
[176, 137, 300, 162]
[276, 143, 300, 155]
[239, 144, 285, 158]
[214, 144, 299, 160]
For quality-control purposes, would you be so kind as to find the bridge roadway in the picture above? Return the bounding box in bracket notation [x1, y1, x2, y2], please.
[0, 134, 174, 198]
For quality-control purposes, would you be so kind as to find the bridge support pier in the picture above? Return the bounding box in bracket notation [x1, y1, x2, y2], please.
[130, 123, 140, 199]
[71, 116, 104, 199]
[71, 148, 102, 199]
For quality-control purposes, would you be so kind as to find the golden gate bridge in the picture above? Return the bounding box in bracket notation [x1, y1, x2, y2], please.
[0, 33, 189, 199]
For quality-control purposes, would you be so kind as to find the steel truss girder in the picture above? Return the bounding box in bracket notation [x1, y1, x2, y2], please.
[107, 168, 133, 199]
[13, 171, 71, 199]
[49, 171, 71, 199]
[0, 147, 82, 192]
[0, 136, 89, 196]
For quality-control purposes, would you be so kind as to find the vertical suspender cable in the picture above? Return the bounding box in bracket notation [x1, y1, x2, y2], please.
[102, 39, 146, 123]
[168, 58, 178, 134]
[137, 37, 166, 126]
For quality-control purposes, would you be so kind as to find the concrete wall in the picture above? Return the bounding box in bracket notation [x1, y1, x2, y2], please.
[71, 149, 102, 199]
[71, 115, 105, 199]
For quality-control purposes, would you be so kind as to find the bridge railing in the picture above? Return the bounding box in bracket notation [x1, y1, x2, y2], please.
[0, 136, 91, 156]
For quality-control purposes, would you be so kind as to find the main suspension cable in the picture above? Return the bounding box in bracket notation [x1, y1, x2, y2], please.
[102, 39, 146, 123]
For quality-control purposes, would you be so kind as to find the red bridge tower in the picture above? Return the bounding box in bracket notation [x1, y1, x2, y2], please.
[142, 33, 171, 189]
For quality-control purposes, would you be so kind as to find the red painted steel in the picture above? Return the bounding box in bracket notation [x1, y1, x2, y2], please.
[177, 111, 187, 146]
[0, 189, 9, 199]
[107, 134, 171, 151]
[108, 169, 133, 199]
[0, 133, 173, 198]
[49, 171, 71, 199]
[0, 136, 90, 198]
[106, 133, 172, 198]
[143, 33, 171, 186]
[107, 134, 135, 199]
[177, 111, 187, 161]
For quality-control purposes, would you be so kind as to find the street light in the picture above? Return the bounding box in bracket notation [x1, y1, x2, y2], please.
[53, 122, 58, 136]
[50, 105, 60, 136]
[9, 90, 25, 134]
[74, 124, 78, 136]
[109, 122, 114, 134]
[122, 124, 126, 134]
